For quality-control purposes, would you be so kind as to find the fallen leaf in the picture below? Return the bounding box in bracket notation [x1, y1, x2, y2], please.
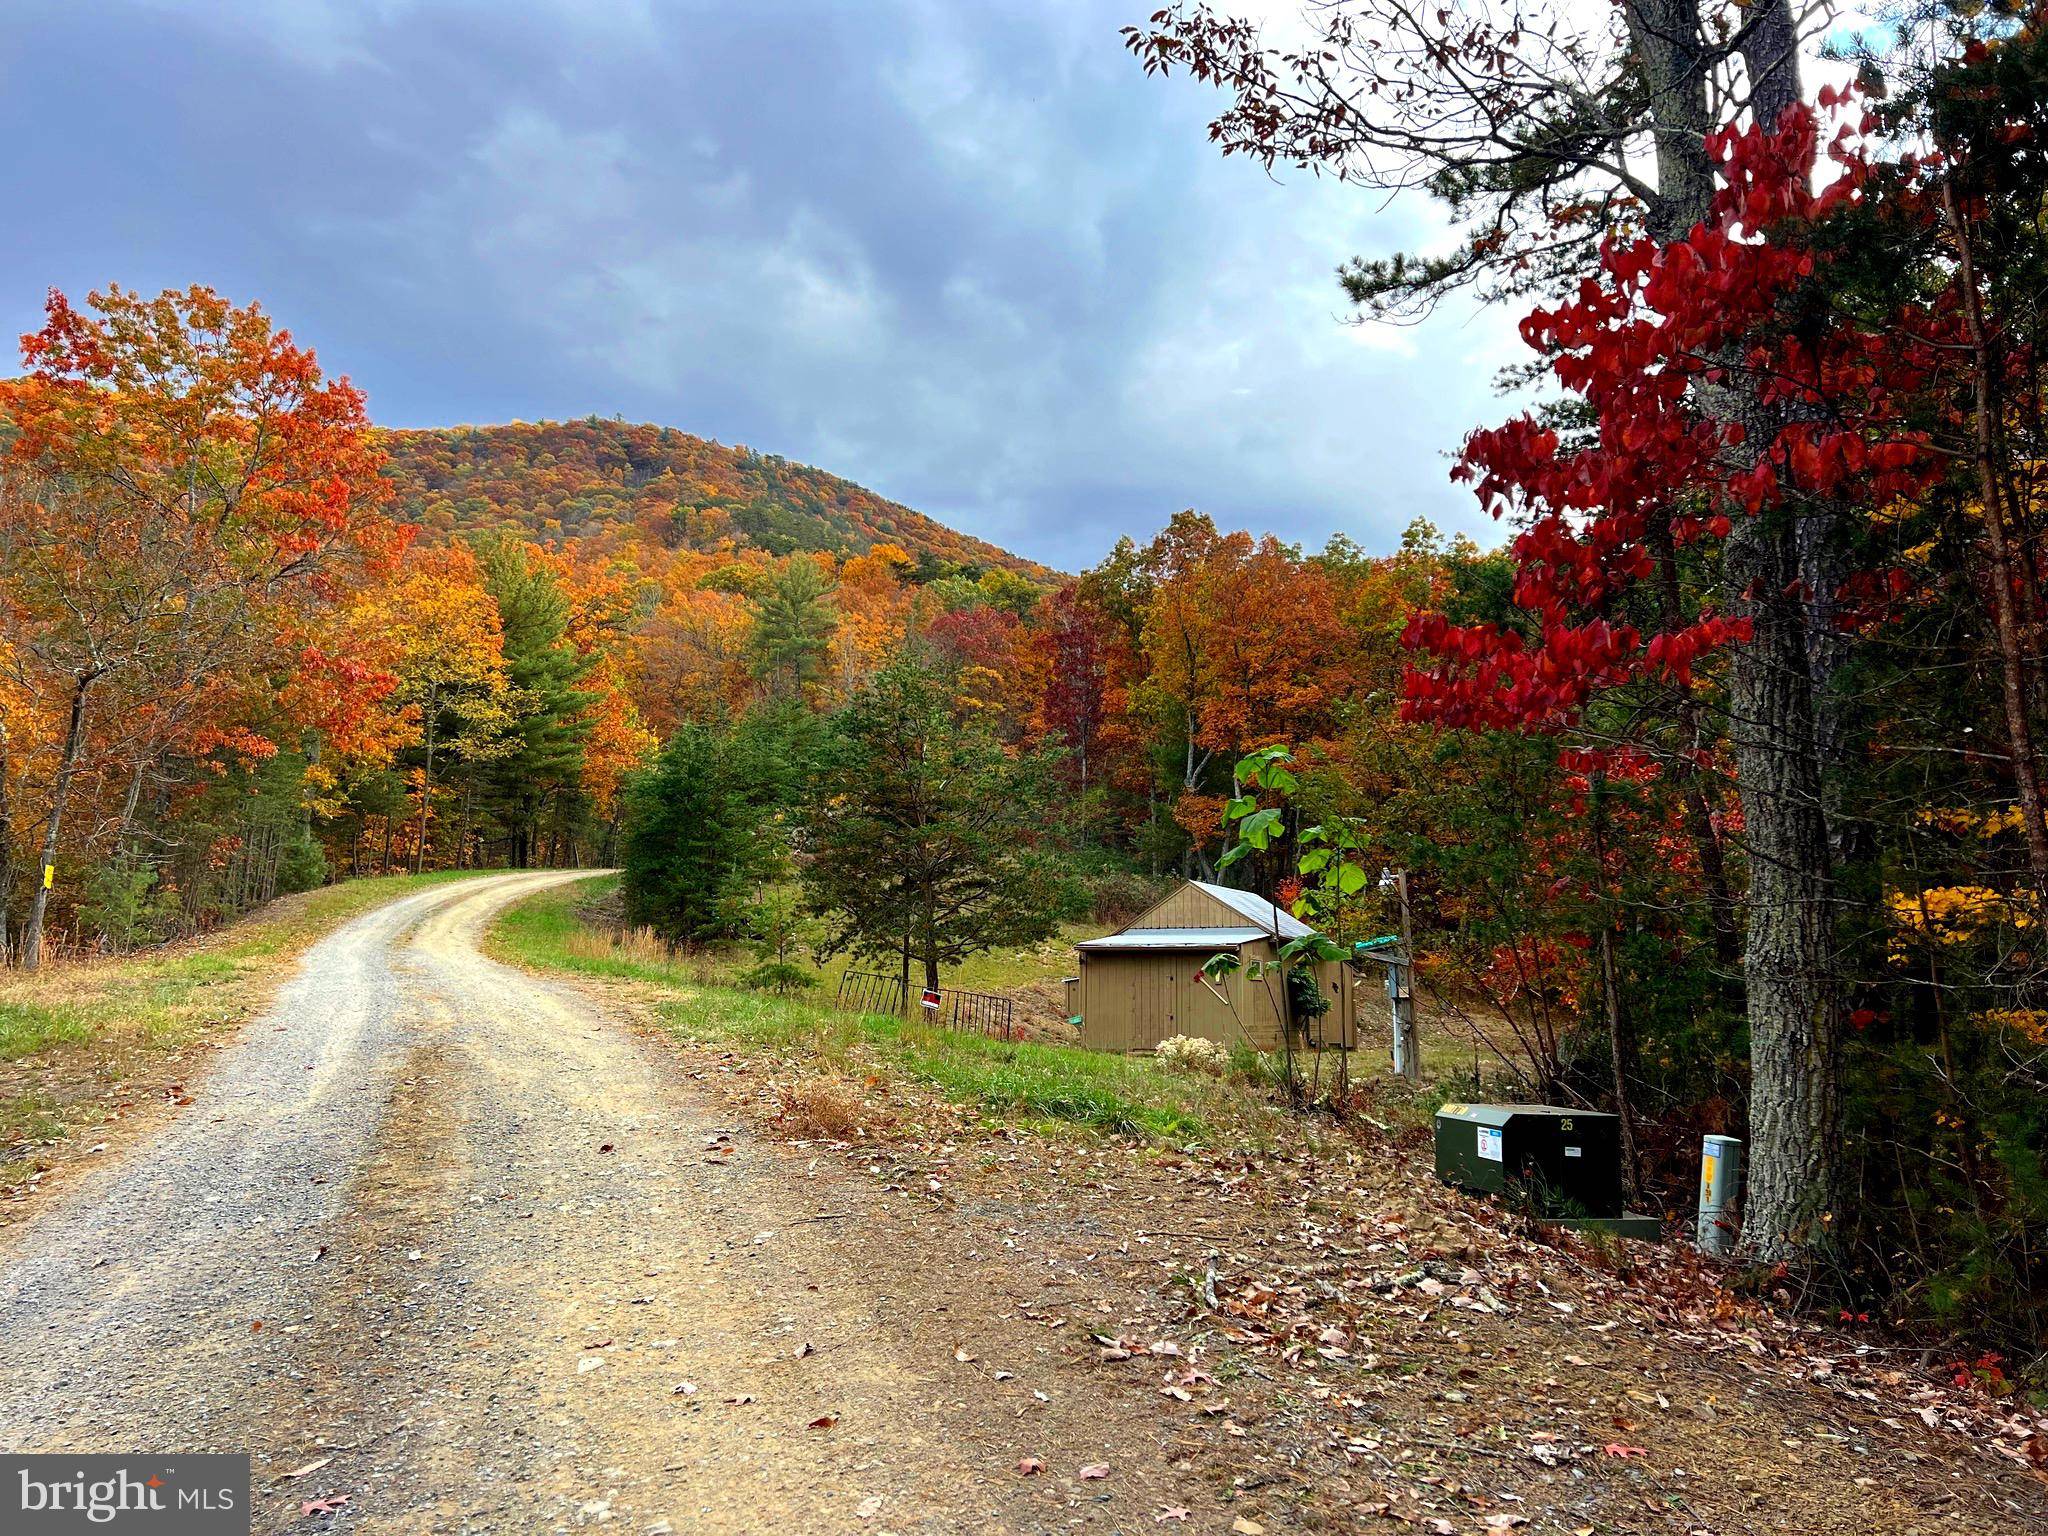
[954, 1344, 977, 1364]
[275, 1457, 331, 1482]
[1232, 1519, 1265, 1535]
[807, 1413, 839, 1429]
[1154, 1510, 1190, 1524]
[856, 1495, 884, 1519]
[250, 1320, 264, 1334]
[1079, 1463, 1110, 1480]
[1603, 1443, 1649, 1458]
[673, 1381, 698, 1397]
[598, 1143, 614, 1154]
[576, 1357, 605, 1375]
[1016, 1457, 1045, 1476]
[300, 1495, 350, 1517]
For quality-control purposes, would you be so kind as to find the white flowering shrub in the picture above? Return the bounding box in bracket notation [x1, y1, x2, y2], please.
[1154, 1034, 1230, 1074]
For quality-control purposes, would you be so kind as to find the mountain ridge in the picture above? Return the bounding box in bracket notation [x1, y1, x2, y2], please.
[376, 416, 1053, 580]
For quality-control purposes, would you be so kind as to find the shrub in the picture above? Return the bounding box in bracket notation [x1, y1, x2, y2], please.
[1155, 1034, 1231, 1074]
[774, 1076, 870, 1140]
[737, 960, 816, 995]
[79, 862, 179, 952]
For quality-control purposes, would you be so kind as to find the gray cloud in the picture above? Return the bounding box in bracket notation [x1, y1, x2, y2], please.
[0, 0, 1519, 568]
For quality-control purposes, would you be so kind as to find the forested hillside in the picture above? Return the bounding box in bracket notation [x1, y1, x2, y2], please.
[5, 8, 2048, 1392]
[379, 419, 1050, 580]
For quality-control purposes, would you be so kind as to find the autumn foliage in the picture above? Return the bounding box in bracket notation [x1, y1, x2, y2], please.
[8, 8, 2048, 1363]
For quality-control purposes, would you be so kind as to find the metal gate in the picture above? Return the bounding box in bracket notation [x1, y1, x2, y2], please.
[834, 972, 1015, 1041]
[935, 987, 1014, 1040]
[835, 970, 907, 1017]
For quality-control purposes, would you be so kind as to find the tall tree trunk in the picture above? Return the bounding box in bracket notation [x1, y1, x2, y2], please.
[1634, 0, 1842, 1262]
[1725, 517, 1843, 1261]
[0, 719, 14, 963]
[1588, 775, 1642, 1198]
[110, 749, 151, 855]
[1648, 511, 1741, 965]
[1598, 925, 1642, 1202]
[22, 672, 95, 972]
[413, 679, 439, 877]
[1942, 178, 2048, 905]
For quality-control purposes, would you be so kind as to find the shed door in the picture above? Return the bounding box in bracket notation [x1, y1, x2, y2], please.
[1133, 959, 1181, 1051]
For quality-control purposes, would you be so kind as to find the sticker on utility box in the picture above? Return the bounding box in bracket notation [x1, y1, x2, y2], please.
[1476, 1127, 1503, 1162]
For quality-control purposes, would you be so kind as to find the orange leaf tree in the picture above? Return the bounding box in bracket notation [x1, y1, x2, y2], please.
[0, 285, 401, 966]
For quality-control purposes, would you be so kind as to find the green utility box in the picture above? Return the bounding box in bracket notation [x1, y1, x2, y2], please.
[1435, 1103, 1659, 1238]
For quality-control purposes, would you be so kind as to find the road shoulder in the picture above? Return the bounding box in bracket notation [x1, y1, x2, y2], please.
[494, 878, 2048, 1536]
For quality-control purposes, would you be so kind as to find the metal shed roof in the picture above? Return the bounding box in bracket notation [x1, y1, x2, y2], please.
[1076, 926, 1269, 953]
[1190, 881, 1313, 939]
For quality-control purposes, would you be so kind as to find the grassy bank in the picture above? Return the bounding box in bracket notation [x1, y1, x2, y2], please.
[491, 877, 1234, 1142]
[503, 874, 1104, 1002]
[0, 869, 494, 1188]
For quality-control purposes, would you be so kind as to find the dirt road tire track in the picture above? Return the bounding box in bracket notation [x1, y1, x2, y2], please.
[0, 873, 1211, 1534]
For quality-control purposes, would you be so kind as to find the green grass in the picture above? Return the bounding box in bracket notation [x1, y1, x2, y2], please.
[507, 874, 1106, 999]
[491, 878, 1226, 1142]
[0, 1001, 92, 1063]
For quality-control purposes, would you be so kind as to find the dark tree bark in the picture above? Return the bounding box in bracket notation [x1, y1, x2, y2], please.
[22, 672, 95, 971]
[413, 679, 439, 877]
[1661, 0, 1848, 1263]
[1942, 178, 2048, 908]
[1724, 515, 1844, 1259]
[1130, 0, 1844, 1258]
[0, 719, 14, 962]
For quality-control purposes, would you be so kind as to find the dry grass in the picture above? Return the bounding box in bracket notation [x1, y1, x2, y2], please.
[536, 913, 730, 989]
[558, 923, 678, 970]
[772, 1076, 877, 1141]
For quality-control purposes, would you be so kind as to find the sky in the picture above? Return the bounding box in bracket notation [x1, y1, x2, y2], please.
[0, 0, 1525, 571]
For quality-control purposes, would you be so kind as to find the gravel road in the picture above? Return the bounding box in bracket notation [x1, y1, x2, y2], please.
[0, 873, 1204, 1534]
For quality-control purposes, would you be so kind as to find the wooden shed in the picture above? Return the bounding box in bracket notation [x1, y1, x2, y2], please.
[1074, 881, 1359, 1054]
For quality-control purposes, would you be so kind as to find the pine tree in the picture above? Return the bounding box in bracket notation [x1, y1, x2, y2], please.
[802, 652, 1063, 995]
[747, 556, 837, 703]
[475, 537, 596, 866]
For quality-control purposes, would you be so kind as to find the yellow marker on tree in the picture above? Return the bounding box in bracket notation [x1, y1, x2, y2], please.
[43, 863, 54, 890]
